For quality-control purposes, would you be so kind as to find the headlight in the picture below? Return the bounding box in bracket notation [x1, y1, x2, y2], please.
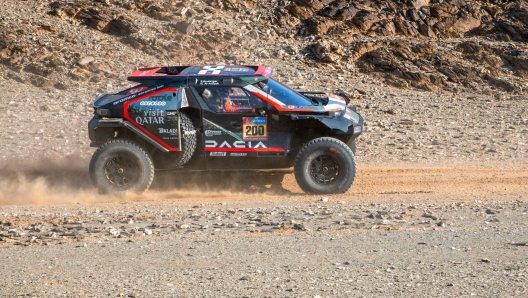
[95, 108, 111, 117]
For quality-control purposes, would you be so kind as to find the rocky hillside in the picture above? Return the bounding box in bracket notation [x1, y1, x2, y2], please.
[0, 0, 527, 164]
[1, 0, 527, 93]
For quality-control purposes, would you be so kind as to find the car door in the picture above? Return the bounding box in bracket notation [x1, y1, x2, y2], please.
[191, 84, 271, 162]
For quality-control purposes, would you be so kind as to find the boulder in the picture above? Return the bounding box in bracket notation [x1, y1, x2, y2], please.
[77, 56, 94, 66]
[352, 11, 379, 31]
[104, 16, 139, 35]
[413, 0, 430, 9]
[338, 6, 359, 21]
[76, 8, 111, 31]
[454, 16, 481, 33]
[172, 21, 194, 35]
[418, 22, 436, 38]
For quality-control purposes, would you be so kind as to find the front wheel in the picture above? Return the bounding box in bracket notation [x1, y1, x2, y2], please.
[89, 139, 154, 194]
[294, 137, 356, 194]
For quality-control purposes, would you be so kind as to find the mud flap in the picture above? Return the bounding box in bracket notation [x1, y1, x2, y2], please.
[317, 116, 350, 132]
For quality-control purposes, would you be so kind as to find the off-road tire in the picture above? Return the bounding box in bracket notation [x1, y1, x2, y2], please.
[89, 139, 154, 194]
[152, 111, 197, 169]
[294, 137, 356, 194]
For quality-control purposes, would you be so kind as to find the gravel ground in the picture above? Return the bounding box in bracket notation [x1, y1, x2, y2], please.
[1, 166, 527, 297]
[1, 201, 527, 297]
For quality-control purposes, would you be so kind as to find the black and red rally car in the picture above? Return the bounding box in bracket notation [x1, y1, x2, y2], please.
[88, 65, 364, 194]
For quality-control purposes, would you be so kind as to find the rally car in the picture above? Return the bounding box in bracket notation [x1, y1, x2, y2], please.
[88, 65, 364, 194]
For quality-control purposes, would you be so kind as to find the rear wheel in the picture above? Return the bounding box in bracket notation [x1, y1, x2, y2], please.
[294, 137, 356, 194]
[89, 139, 154, 194]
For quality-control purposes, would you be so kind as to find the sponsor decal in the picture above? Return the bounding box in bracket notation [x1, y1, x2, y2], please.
[166, 111, 178, 116]
[210, 152, 226, 157]
[203, 118, 243, 141]
[158, 128, 178, 134]
[198, 66, 225, 75]
[230, 153, 247, 156]
[140, 101, 167, 106]
[205, 140, 267, 149]
[224, 67, 251, 72]
[204, 130, 222, 137]
[243, 117, 267, 141]
[251, 117, 266, 125]
[262, 67, 273, 78]
[114, 85, 164, 105]
[135, 109, 165, 125]
[199, 80, 220, 85]
[287, 105, 295, 109]
[127, 86, 148, 95]
[149, 94, 173, 101]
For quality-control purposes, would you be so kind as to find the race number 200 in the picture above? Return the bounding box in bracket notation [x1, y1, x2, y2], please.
[242, 117, 267, 141]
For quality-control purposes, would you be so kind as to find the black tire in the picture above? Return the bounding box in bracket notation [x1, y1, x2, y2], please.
[89, 139, 154, 194]
[294, 137, 356, 194]
[347, 139, 357, 156]
[152, 111, 197, 169]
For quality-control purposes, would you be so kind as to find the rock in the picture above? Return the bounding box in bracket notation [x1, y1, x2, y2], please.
[454, 16, 481, 33]
[306, 18, 337, 35]
[339, 6, 359, 21]
[76, 7, 111, 31]
[311, 41, 341, 63]
[104, 16, 139, 35]
[48, 57, 66, 68]
[413, 0, 430, 10]
[352, 11, 379, 31]
[288, 5, 310, 20]
[78, 56, 94, 66]
[293, 223, 307, 231]
[422, 212, 438, 220]
[172, 21, 194, 35]
[407, 9, 421, 22]
[430, 3, 457, 19]
[109, 228, 120, 237]
[419, 23, 436, 37]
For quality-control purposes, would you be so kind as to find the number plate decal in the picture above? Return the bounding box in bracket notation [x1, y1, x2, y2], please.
[242, 117, 267, 141]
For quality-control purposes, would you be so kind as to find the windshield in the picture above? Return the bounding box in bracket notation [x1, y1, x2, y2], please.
[261, 79, 312, 106]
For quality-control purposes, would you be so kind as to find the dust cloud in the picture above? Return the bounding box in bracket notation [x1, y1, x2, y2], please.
[0, 156, 102, 205]
[0, 156, 288, 206]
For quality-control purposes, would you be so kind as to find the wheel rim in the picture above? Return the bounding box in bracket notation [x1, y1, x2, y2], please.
[104, 155, 140, 187]
[309, 154, 341, 185]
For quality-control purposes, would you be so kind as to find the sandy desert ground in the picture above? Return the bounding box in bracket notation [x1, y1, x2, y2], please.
[1, 0, 528, 296]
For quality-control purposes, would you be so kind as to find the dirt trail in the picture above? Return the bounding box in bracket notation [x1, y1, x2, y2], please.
[0, 160, 526, 206]
[352, 167, 528, 197]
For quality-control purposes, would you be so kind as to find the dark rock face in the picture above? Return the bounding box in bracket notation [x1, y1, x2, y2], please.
[0, 0, 526, 94]
[291, 0, 528, 41]
[282, 0, 528, 91]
